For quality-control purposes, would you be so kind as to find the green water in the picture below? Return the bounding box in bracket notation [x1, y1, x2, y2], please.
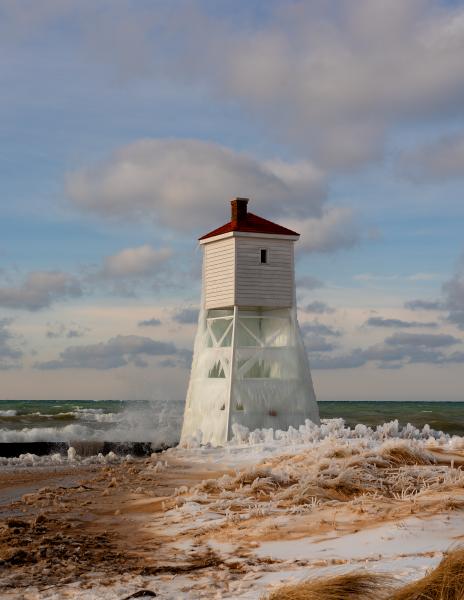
[0, 400, 463, 439]
[319, 401, 464, 436]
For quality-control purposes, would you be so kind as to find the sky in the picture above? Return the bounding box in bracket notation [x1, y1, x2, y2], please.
[0, 0, 464, 402]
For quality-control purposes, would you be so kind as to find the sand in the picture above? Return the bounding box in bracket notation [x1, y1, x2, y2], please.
[1, 423, 464, 598]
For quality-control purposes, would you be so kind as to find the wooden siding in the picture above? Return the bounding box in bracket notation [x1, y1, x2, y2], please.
[204, 235, 295, 309]
[235, 237, 294, 308]
[204, 237, 235, 309]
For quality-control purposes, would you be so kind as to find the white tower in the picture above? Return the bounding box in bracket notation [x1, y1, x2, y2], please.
[181, 198, 320, 446]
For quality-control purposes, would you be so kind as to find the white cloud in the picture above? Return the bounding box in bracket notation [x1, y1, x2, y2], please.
[66, 138, 327, 231]
[0, 271, 82, 311]
[100, 245, 172, 279]
[145, 1, 464, 168]
[286, 207, 359, 253]
[6, 2, 464, 170]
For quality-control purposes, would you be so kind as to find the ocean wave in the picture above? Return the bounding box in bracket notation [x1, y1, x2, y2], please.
[0, 401, 183, 446]
[75, 408, 122, 423]
[0, 408, 122, 424]
[0, 410, 17, 417]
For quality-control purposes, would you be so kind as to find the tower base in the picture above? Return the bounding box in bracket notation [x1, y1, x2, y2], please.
[181, 306, 319, 446]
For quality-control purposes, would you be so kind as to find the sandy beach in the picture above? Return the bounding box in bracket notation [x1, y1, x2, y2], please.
[0, 420, 463, 599]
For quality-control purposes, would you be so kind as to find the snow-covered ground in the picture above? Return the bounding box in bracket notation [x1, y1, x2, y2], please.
[2, 418, 464, 599]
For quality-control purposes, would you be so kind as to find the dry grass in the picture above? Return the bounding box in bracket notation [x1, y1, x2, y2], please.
[380, 442, 436, 467]
[390, 547, 464, 600]
[266, 571, 392, 600]
[266, 548, 464, 600]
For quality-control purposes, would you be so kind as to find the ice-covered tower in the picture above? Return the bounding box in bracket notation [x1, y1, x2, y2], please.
[181, 198, 319, 446]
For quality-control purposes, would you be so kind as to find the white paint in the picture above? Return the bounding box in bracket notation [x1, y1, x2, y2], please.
[204, 234, 295, 310]
[182, 226, 319, 446]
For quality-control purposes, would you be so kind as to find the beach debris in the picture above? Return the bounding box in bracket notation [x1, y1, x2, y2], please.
[121, 591, 157, 599]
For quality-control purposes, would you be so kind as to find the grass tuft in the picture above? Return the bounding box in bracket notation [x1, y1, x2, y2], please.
[390, 547, 464, 600]
[380, 441, 436, 466]
[266, 548, 464, 600]
[266, 571, 392, 600]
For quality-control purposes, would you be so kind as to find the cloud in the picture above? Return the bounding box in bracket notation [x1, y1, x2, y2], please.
[310, 350, 367, 370]
[384, 332, 460, 348]
[138, 318, 162, 327]
[404, 299, 444, 311]
[443, 269, 464, 329]
[7, 2, 464, 171]
[286, 207, 359, 253]
[159, 348, 193, 369]
[301, 321, 342, 337]
[365, 317, 438, 329]
[310, 328, 464, 370]
[66, 139, 327, 231]
[401, 133, 464, 182]
[35, 335, 178, 370]
[172, 308, 200, 325]
[301, 321, 341, 354]
[303, 335, 337, 353]
[296, 275, 325, 290]
[151, 1, 464, 168]
[100, 245, 172, 279]
[303, 301, 335, 315]
[0, 271, 82, 311]
[0, 319, 23, 369]
[405, 262, 464, 329]
[46, 321, 89, 339]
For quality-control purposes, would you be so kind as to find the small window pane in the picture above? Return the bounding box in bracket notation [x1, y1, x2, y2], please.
[260, 249, 267, 264]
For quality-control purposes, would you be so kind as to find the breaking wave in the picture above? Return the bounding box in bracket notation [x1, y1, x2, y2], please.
[0, 400, 184, 447]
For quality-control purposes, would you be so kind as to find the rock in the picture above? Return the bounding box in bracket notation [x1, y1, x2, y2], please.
[6, 518, 30, 529]
[121, 592, 157, 599]
[0, 548, 36, 565]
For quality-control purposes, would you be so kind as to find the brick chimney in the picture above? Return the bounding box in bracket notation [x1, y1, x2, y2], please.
[231, 197, 249, 224]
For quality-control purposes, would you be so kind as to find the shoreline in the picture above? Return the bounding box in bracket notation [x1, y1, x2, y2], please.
[1, 424, 464, 598]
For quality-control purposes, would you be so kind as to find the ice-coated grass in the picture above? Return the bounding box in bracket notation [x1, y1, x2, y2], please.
[266, 547, 464, 600]
[0, 448, 132, 467]
[169, 418, 464, 534]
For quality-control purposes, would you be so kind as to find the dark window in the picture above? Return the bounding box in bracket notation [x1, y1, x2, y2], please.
[260, 249, 268, 264]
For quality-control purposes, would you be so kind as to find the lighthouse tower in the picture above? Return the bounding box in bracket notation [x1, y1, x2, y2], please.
[181, 198, 320, 446]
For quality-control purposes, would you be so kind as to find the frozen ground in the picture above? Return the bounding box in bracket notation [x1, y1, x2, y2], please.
[1, 418, 464, 599]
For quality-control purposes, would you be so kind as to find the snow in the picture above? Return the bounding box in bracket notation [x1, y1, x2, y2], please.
[2, 418, 464, 599]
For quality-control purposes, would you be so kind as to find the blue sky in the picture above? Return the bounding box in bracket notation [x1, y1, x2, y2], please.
[1, 0, 463, 401]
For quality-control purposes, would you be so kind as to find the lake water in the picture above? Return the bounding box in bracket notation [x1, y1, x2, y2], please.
[0, 400, 463, 445]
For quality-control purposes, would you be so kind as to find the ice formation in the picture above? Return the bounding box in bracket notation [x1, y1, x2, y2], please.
[181, 198, 319, 446]
[182, 306, 319, 446]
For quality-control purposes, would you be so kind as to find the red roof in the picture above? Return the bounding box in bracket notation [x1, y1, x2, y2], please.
[199, 212, 300, 241]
